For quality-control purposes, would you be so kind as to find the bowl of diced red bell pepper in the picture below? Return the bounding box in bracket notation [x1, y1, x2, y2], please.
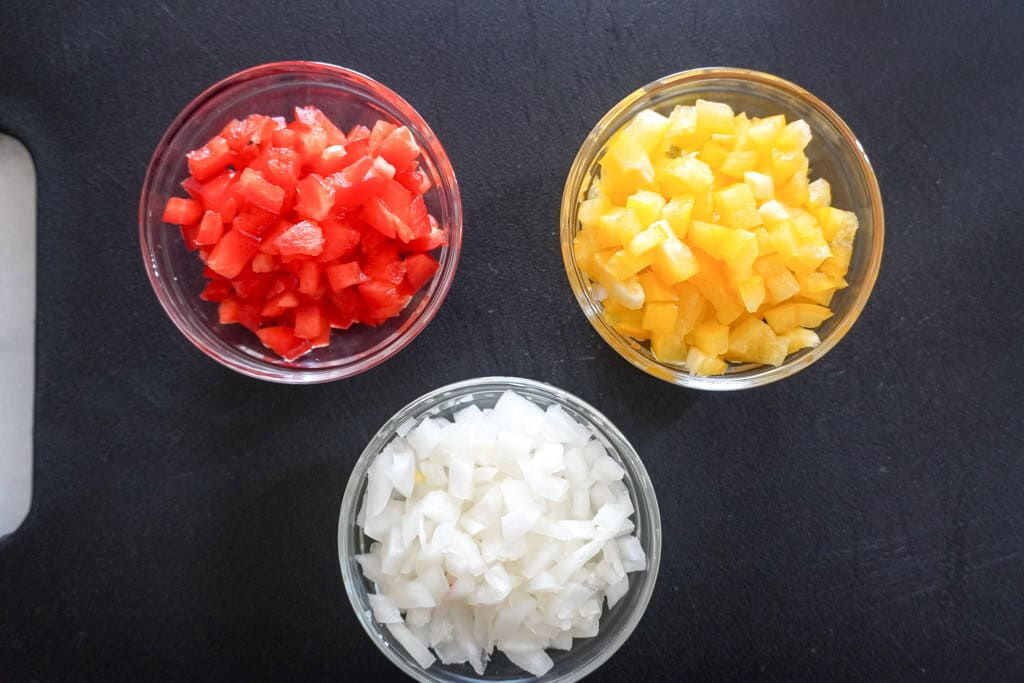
[140, 61, 462, 383]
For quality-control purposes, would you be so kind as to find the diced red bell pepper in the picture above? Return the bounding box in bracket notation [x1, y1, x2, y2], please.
[341, 136, 370, 166]
[233, 207, 277, 238]
[172, 107, 443, 360]
[314, 218, 360, 262]
[292, 123, 329, 165]
[272, 220, 324, 257]
[221, 114, 280, 151]
[298, 260, 324, 297]
[395, 166, 432, 195]
[231, 269, 275, 302]
[294, 173, 337, 222]
[400, 224, 448, 253]
[257, 218, 294, 254]
[294, 105, 347, 145]
[376, 125, 420, 173]
[271, 127, 297, 149]
[325, 261, 368, 292]
[310, 319, 332, 348]
[360, 179, 428, 243]
[187, 135, 234, 182]
[348, 124, 371, 142]
[311, 145, 350, 176]
[163, 197, 204, 225]
[180, 225, 201, 251]
[358, 280, 410, 316]
[261, 290, 301, 317]
[368, 120, 398, 154]
[363, 243, 406, 285]
[251, 252, 276, 273]
[326, 287, 367, 329]
[195, 210, 224, 245]
[250, 146, 300, 197]
[206, 228, 261, 279]
[255, 326, 312, 361]
[404, 253, 440, 291]
[200, 279, 233, 302]
[330, 156, 396, 210]
[294, 302, 324, 339]
[218, 297, 261, 332]
[193, 170, 235, 213]
[235, 167, 286, 213]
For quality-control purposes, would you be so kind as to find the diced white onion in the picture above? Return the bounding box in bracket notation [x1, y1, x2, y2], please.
[354, 390, 647, 678]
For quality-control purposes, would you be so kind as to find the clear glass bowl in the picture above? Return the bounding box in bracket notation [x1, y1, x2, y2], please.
[561, 67, 884, 390]
[139, 61, 462, 383]
[337, 377, 662, 682]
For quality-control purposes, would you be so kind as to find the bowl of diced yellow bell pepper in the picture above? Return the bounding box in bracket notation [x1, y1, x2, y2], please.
[561, 67, 883, 390]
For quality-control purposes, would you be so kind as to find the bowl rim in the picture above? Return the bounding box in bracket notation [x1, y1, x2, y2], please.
[139, 60, 462, 384]
[560, 66, 885, 390]
[337, 376, 662, 683]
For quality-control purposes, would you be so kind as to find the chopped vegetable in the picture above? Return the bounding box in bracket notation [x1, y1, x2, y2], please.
[161, 107, 448, 360]
[355, 391, 647, 677]
[575, 100, 856, 374]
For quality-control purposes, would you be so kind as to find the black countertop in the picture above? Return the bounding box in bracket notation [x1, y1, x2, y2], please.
[2, 1, 1023, 680]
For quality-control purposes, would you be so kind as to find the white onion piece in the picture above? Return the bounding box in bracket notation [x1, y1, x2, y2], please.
[606, 574, 629, 608]
[368, 593, 402, 623]
[448, 455, 475, 501]
[355, 390, 647, 679]
[387, 621, 435, 669]
[386, 444, 416, 498]
[505, 647, 554, 677]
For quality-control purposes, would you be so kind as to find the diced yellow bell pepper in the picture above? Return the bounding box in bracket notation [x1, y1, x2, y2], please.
[639, 270, 679, 302]
[660, 195, 694, 238]
[746, 115, 786, 149]
[642, 301, 679, 333]
[627, 220, 670, 255]
[720, 150, 759, 178]
[736, 273, 766, 313]
[699, 140, 731, 170]
[691, 320, 729, 356]
[596, 207, 643, 249]
[743, 171, 775, 201]
[696, 99, 736, 135]
[575, 101, 857, 377]
[769, 148, 807, 183]
[764, 302, 833, 334]
[807, 178, 831, 209]
[650, 232, 699, 285]
[817, 206, 858, 242]
[686, 346, 727, 376]
[784, 327, 821, 353]
[650, 330, 687, 363]
[578, 196, 612, 231]
[776, 119, 812, 151]
[689, 220, 733, 260]
[606, 248, 656, 280]
[674, 282, 706, 336]
[664, 105, 707, 151]
[618, 109, 670, 154]
[657, 154, 713, 195]
[625, 189, 667, 227]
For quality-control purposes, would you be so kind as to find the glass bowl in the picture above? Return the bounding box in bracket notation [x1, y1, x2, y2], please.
[338, 377, 662, 682]
[561, 67, 884, 390]
[139, 61, 462, 383]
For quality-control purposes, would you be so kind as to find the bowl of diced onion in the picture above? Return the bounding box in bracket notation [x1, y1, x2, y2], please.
[338, 376, 661, 682]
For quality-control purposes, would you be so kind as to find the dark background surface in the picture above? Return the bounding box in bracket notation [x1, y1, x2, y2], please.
[2, 1, 1023, 680]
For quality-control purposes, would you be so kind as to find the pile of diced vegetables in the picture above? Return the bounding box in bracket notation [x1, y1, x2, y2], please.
[574, 99, 859, 375]
[356, 390, 647, 676]
[161, 106, 446, 360]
